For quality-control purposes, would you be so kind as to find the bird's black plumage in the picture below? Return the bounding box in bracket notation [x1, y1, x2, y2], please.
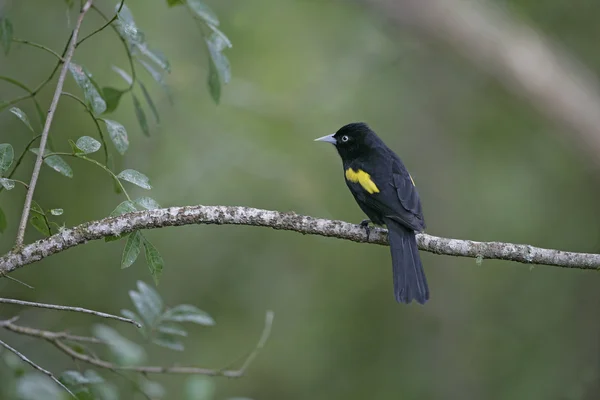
[316, 122, 429, 304]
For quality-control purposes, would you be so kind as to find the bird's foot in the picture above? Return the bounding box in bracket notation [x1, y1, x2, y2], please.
[360, 219, 372, 241]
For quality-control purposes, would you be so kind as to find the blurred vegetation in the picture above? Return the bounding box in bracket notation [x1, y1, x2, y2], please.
[1, 0, 600, 399]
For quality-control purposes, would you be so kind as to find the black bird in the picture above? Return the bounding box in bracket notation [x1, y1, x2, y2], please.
[315, 122, 429, 304]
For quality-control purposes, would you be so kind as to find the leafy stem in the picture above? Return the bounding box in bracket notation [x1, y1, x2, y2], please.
[90, 3, 136, 92]
[47, 152, 131, 201]
[61, 91, 109, 164]
[76, 0, 126, 47]
[0, 135, 41, 195]
[12, 38, 65, 62]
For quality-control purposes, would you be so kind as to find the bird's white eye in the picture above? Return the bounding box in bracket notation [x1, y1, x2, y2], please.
[341, 135, 349, 142]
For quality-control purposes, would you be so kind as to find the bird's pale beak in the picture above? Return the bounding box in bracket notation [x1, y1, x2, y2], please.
[314, 134, 336, 144]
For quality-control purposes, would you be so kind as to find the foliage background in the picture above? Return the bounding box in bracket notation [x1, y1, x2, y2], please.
[2, 0, 600, 399]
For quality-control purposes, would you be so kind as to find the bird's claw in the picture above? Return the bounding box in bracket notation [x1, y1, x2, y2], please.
[360, 219, 372, 241]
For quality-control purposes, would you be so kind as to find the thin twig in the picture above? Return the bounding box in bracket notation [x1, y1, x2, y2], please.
[1, 206, 599, 275]
[53, 311, 274, 377]
[77, 0, 126, 47]
[12, 38, 65, 62]
[0, 298, 141, 328]
[0, 338, 77, 398]
[61, 92, 110, 164]
[14, 0, 94, 247]
[0, 320, 104, 344]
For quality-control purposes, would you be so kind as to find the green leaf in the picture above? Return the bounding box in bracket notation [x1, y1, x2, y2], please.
[0, 178, 15, 190]
[120, 309, 144, 329]
[114, 4, 144, 46]
[68, 139, 82, 154]
[102, 87, 125, 113]
[187, 0, 219, 26]
[167, 0, 184, 6]
[139, 379, 165, 399]
[0, 206, 6, 233]
[122, 231, 142, 269]
[136, 43, 170, 73]
[139, 82, 160, 123]
[132, 95, 149, 136]
[110, 200, 137, 217]
[129, 280, 163, 326]
[111, 65, 133, 87]
[30, 148, 73, 178]
[207, 59, 221, 104]
[9, 107, 34, 132]
[157, 323, 188, 336]
[161, 304, 214, 326]
[0, 17, 13, 56]
[92, 324, 146, 366]
[75, 136, 101, 154]
[0, 143, 14, 173]
[30, 214, 51, 236]
[103, 119, 129, 155]
[68, 63, 107, 115]
[143, 239, 164, 285]
[152, 334, 184, 351]
[50, 208, 63, 216]
[185, 376, 216, 400]
[16, 373, 63, 400]
[60, 370, 104, 386]
[135, 196, 160, 210]
[117, 169, 151, 189]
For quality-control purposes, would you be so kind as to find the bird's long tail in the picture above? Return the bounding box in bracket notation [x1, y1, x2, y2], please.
[383, 218, 429, 304]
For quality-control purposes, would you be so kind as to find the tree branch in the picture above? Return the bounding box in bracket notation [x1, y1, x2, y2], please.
[1, 310, 274, 378]
[0, 206, 598, 275]
[0, 298, 141, 328]
[14, 0, 94, 247]
[0, 337, 77, 398]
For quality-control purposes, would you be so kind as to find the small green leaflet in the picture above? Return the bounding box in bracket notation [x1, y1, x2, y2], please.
[102, 87, 125, 113]
[111, 65, 133, 85]
[30, 148, 73, 177]
[30, 213, 51, 236]
[152, 333, 184, 351]
[92, 324, 146, 366]
[129, 280, 163, 326]
[16, 374, 63, 400]
[0, 178, 15, 190]
[187, 0, 219, 26]
[0, 143, 14, 173]
[185, 376, 216, 400]
[110, 200, 138, 217]
[139, 82, 160, 123]
[143, 238, 163, 285]
[166, 0, 184, 6]
[9, 107, 34, 132]
[0, 206, 6, 233]
[50, 208, 63, 216]
[117, 169, 152, 189]
[75, 136, 101, 154]
[161, 304, 215, 326]
[133, 94, 150, 136]
[157, 324, 187, 337]
[205, 31, 231, 104]
[59, 370, 104, 386]
[122, 231, 142, 269]
[68, 62, 107, 115]
[136, 43, 170, 73]
[114, 4, 144, 47]
[135, 196, 160, 210]
[0, 17, 13, 55]
[103, 119, 129, 155]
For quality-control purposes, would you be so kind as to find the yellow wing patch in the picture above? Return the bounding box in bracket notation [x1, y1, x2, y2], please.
[345, 168, 380, 194]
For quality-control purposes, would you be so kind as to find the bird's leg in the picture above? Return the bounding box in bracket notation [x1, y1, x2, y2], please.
[360, 219, 372, 241]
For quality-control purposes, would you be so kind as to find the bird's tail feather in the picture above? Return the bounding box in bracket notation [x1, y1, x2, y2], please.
[384, 218, 429, 304]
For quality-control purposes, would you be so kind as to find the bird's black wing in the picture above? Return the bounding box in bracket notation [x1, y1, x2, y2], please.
[388, 158, 425, 231]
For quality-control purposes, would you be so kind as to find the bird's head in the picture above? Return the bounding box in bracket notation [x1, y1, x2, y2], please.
[314, 122, 377, 160]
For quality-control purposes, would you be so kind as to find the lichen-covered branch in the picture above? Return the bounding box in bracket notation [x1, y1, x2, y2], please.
[1, 205, 598, 274]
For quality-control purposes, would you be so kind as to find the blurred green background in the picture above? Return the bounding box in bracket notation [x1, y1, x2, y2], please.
[2, 0, 600, 399]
